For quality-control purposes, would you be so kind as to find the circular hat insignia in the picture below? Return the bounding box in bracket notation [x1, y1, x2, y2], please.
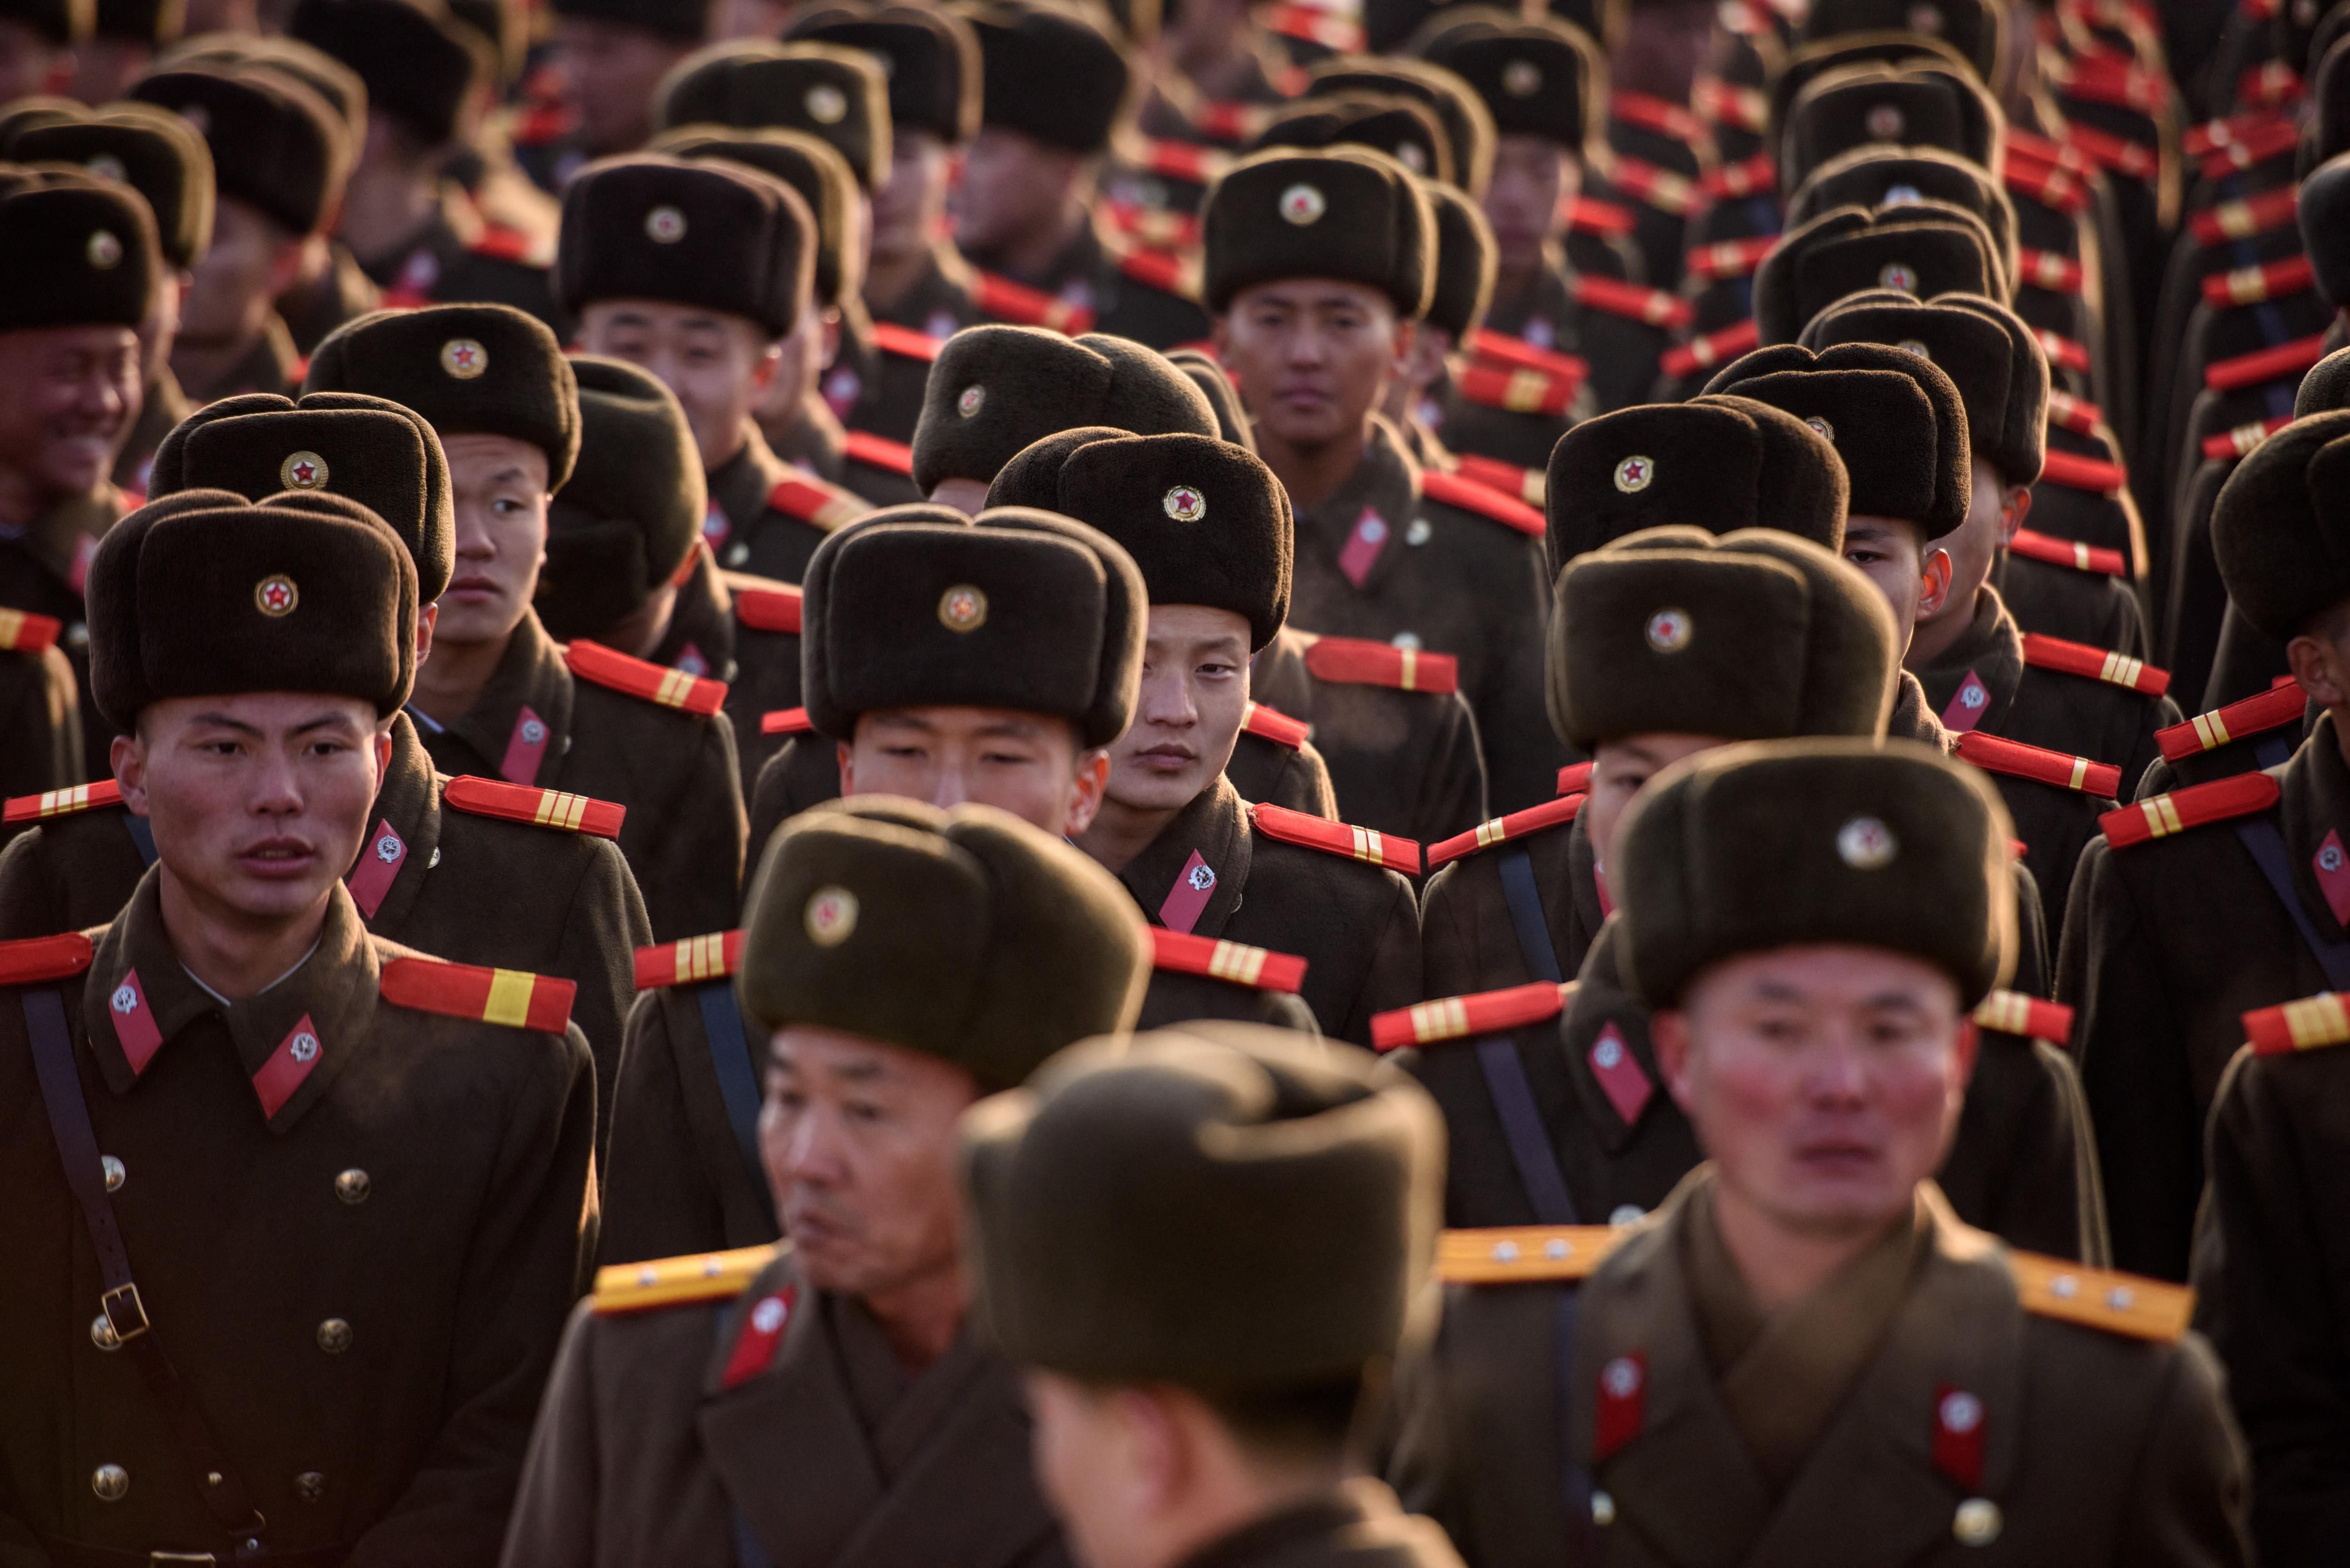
[805, 885, 859, 946]
[375, 833, 400, 863]
[806, 83, 847, 123]
[1397, 141, 1426, 172]
[1883, 183, 1923, 206]
[290, 1030, 320, 1063]
[281, 450, 329, 491]
[1278, 182, 1325, 225]
[1163, 484, 1206, 521]
[84, 153, 125, 182]
[440, 337, 487, 379]
[957, 383, 986, 418]
[1614, 454, 1655, 493]
[938, 584, 988, 632]
[254, 575, 298, 616]
[1503, 58, 1542, 96]
[86, 229, 121, 269]
[1896, 337, 1931, 358]
[1645, 608, 1692, 652]
[1878, 261, 1918, 292]
[1805, 416, 1834, 442]
[1837, 816, 1898, 868]
[1865, 103, 1904, 139]
[645, 204, 687, 243]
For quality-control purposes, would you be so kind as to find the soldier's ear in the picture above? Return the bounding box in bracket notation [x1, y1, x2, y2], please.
[1651, 1007, 1695, 1110]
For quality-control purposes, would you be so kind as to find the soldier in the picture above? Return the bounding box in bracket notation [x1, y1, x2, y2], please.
[69, 0, 179, 102]
[0, 167, 162, 780]
[0, 601, 78, 797]
[0, 0, 84, 103]
[502, 797, 1149, 1566]
[984, 428, 1423, 1044]
[960, 1023, 1465, 1568]
[0, 491, 595, 1563]
[1205, 144, 1564, 811]
[520, 0, 712, 193]
[303, 302, 747, 944]
[1391, 739, 2249, 1568]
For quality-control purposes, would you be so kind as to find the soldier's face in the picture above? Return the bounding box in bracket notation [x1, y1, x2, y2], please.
[1841, 514, 1950, 656]
[1485, 133, 1577, 273]
[116, 694, 393, 925]
[843, 705, 1110, 837]
[1101, 605, 1253, 815]
[180, 197, 301, 351]
[0, 21, 61, 107]
[873, 129, 955, 266]
[1215, 280, 1409, 452]
[0, 323, 142, 499]
[550, 17, 697, 155]
[951, 127, 1085, 257]
[760, 1024, 981, 1299]
[1653, 945, 1975, 1239]
[1585, 733, 1727, 876]
[1919, 455, 2010, 635]
[434, 434, 549, 647]
[577, 299, 781, 472]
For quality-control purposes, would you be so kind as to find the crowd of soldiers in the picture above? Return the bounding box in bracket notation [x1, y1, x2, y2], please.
[3, 0, 2350, 1560]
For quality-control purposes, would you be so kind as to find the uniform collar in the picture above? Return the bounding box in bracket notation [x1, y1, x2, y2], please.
[647, 541, 738, 681]
[1118, 774, 1253, 940]
[1292, 418, 1420, 597]
[769, 391, 848, 484]
[1480, 258, 1577, 347]
[349, 711, 446, 930]
[1885, 671, 1957, 754]
[1909, 587, 2023, 736]
[710, 420, 794, 535]
[2276, 712, 2350, 937]
[437, 608, 574, 787]
[3, 484, 122, 584]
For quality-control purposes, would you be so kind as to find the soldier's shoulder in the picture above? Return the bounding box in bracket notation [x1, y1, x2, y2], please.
[1247, 800, 1422, 882]
[374, 949, 577, 1038]
[727, 574, 805, 637]
[2017, 632, 2173, 704]
[2007, 1251, 2195, 1345]
[1374, 979, 1570, 1053]
[1436, 1223, 1627, 1287]
[2096, 771, 2280, 852]
[0, 929, 94, 987]
[1417, 469, 1546, 540]
[2154, 679, 2307, 766]
[589, 1242, 789, 1317]
[1427, 791, 1586, 872]
[1299, 632, 1460, 697]
[4, 780, 127, 828]
[440, 775, 627, 841]
[564, 638, 729, 723]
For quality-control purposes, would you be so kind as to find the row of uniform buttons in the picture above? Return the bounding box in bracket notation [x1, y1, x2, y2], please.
[90, 1466, 329, 1502]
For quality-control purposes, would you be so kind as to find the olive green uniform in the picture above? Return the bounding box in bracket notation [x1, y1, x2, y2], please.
[0, 487, 130, 780]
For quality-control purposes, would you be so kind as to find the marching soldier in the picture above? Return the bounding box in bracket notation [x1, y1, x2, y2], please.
[520, 0, 713, 193]
[502, 798, 1150, 1567]
[302, 302, 747, 944]
[0, 490, 596, 1564]
[1391, 739, 2249, 1568]
[0, 603, 78, 797]
[68, 0, 177, 102]
[960, 1022, 1465, 1568]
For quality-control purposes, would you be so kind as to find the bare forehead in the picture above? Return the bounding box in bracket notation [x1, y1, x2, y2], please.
[1690, 944, 1961, 1014]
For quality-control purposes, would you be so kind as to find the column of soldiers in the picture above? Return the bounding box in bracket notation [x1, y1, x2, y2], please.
[14, 0, 2350, 1563]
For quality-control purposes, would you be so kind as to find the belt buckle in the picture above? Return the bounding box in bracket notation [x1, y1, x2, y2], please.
[149, 1555, 217, 1565]
[101, 1283, 149, 1344]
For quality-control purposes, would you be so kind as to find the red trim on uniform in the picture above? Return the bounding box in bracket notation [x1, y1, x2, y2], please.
[2155, 680, 2307, 761]
[1421, 470, 1546, 537]
[842, 430, 914, 476]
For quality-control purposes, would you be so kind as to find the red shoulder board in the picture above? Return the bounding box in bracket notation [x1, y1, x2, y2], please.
[2017, 247, 2085, 295]
[2009, 528, 2128, 577]
[1262, 0, 1363, 52]
[1974, 989, 2074, 1045]
[0, 607, 60, 652]
[1240, 701, 1309, 749]
[768, 472, 867, 533]
[1250, 800, 1420, 875]
[1304, 633, 1459, 694]
[1610, 89, 1710, 145]
[1194, 100, 1264, 144]
[1559, 761, 1593, 795]
[444, 775, 626, 838]
[0, 931, 94, 985]
[2156, 679, 2306, 761]
[2205, 332, 2328, 393]
[1421, 470, 1546, 537]
[869, 320, 942, 363]
[1953, 730, 2121, 797]
[2037, 448, 2125, 494]
[2202, 414, 2292, 460]
[2238, 58, 2302, 110]
[2046, 390, 2105, 435]
[2048, 54, 2167, 114]
[2004, 158, 2091, 215]
[2062, 122, 2159, 180]
[733, 582, 803, 634]
[469, 223, 553, 267]
[2245, 991, 2350, 1055]
[2184, 109, 2289, 158]
[1150, 927, 1307, 993]
[1695, 149, 1775, 200]
[2101, 771, 2281, 848]
[2188, 186, 2300, 244]
[1104, 199, 1200, 251]
[3, 780, 124, 824]
[1113, 243, 1202, 301]
[972, 269, 1095, 335]
[842, 430, 913, 477]
[567, 637, 728, 716]
[1136, 137, 1229, 186]
[1573, 274, 1694, 331]
[2020, 632, 2170, 697]
[2201, 125, 2303, 180]
[1455, 363, 1578, 419]
[1692, 77, 1767, 134]
[513, 99, 575, 147]
[2035, 329, 2093, 376]
[1453, 452, 1545, 507]
[761, 706, 814, 736]
[1659, 317, 1759, 378]
[1685, 234, 1777, 282]
[1605, 155, 1697, 215]
[634, 929, 745, 989]
[380, 956, 575, 1032]
[2203, 253, 2315, 308]
[1467, 328, 1587, 383]
[1372, 980, 1566, 1052]
[1427, 792, 1585, 871]
[1566, 195, 1635, 236]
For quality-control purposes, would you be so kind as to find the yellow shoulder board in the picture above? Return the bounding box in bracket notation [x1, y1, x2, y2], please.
[592, 1244, 780, 1315]
[1438, 1225, 1625, 1284]
[2008, 1251, 2193, 1342]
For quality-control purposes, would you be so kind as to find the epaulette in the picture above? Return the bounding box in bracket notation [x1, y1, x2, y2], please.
[1150, 927, 1307, 992]
[2101, 771, 2281, 848]
[633, 929, 744, 989]
[1262, 0, 1362, 53]
[1692, 76, 1766, 134]
[2183, 108, 2291, 159]
[2205, 332, 2327, 393]
[1302, 633, 1458, 694]
[1684, 234, 1776, 282]
[1372, 979, 1568, 1051]
[2202, 253, 2315, 309]
[1193, 99, 1264, 144]
[1240, 701, 1309, 749]
[2046, 54, 2167, 115]
[761, 706, 814, 736]
[1427, 792, 1585, 871]
[1953, 730, 2121, 797]
[2020, 632, 2170, 696]
[1437, 1224, 1625, 1284]
[1454, 452, 1545, 507]
[1110, 242, 1202, 301]
[2201, 413, 2292, 460]
[2004, 129, 2095, 180]
[1695, 149, 1774, 200]
[0, 930, 94, 985]
[869, 320, 941, 363]
[2245, 990, 2350, 1054]
[842, 430, 914, 477]
[2003, 158, 2092, 216]
[1420, 470, 1545, 537]
[0, 607, 60, 652]
[971, 269, 1093, 335]
[2016, 247, 2084, 295]
[1104, 199, 1201, 252]
[2186, 186, 2299, 244]
[2009, 527, 2128, 577]
[1558, 761, 1593, 795]
[379, 956, 576, 1032]
[2046, 390, 2106, 435]
[1573, 274, 1694, 331]
[591, 1243, 778, 1315]
[2156, 679, 2305, 762]
[511, 99, 574, 148]
[1974, 989, 2074, 1045]
[2036, 329, 2093, 376]
[733, 581, 803, 635]
[2238, 58, 2302, 111]
[3, 780, 124, 824]
[468, 223, 555, 269]
[1610, 90, 1711, 147]
[2037, 448, 2125, 495]
[1566, 195, 1635, 236]
[1659, 317, 1759, 379]
[1468, 328, 1585, 379]
[1455, 363, 1578, 419]
[444, 775, 627, 839]
[2062, 122, 2159, 180]
[566, 637, 728, 716]
[2007, 1252, 2193, 1342]
[1604, 155, 1697, 215]
[767, 471, 868, 533]
[1250, 800, 1421, 874]
[1133, 137, 1229, 187]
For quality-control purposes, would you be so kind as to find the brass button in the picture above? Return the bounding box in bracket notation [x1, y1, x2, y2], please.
[295, 1470, 327, 1502]
[1953, 1498, 2002, 1546]
[91, 1464, 128, 1501]
[334, 1169, 370, 1205]
[100, 1155, 124, 1192]
[316, 1318, 352, 1354]
[1590, 1489, 1616, 1526]
[90, 1313, 120, 1351]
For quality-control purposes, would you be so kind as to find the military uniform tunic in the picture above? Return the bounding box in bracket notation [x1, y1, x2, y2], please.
[0, 632, 78, 798]
[0, 486, 130, 780]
